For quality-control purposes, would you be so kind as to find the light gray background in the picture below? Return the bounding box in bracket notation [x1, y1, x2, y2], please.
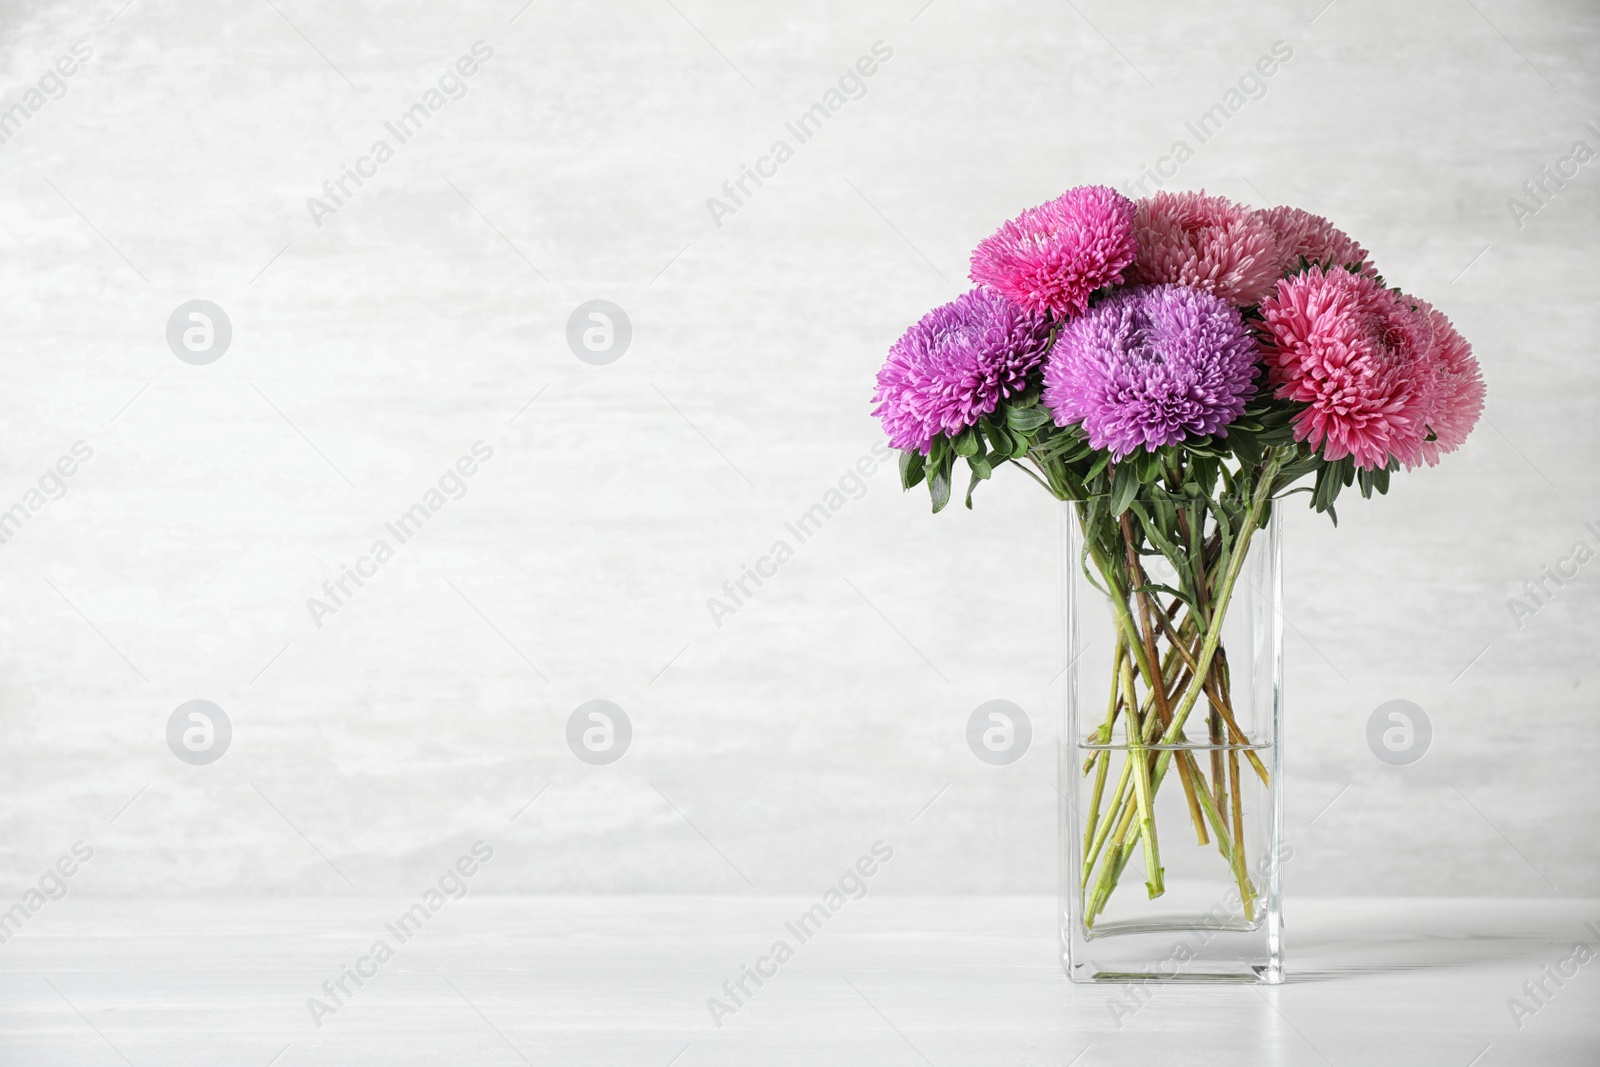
[0, 0, 1595, 905]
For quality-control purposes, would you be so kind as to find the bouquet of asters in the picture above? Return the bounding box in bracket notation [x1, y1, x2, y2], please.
[871, 187, 1483, 921]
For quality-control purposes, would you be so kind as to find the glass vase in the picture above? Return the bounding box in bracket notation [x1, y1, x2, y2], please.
[1058, 492, 1285, 984]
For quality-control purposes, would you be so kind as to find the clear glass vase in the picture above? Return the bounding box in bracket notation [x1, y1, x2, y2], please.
[1058, 492, 1284, 984]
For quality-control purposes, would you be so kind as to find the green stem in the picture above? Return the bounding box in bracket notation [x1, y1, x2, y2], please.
[1149, 450, 1283, 762]
[1009, 457, 1055, 496]
[1082, 757, 1133, 884]
[1080, 635, 1124, 858]
[1121, 655, 1163, 898]
[1228, 747, 1256, 920]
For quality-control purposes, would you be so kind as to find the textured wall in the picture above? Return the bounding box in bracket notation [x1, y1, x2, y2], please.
[0, 0, 1595, 900]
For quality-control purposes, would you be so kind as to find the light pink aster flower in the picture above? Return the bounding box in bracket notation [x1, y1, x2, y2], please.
[969, 185, 1138, 319]
[1254, 205, 1375, 278]
[1129, 191, 1282, 308]
[1413, 302, 1485, 467]
[1260, 267, 1440, 470]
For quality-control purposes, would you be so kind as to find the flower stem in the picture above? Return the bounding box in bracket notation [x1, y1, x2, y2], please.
[1081, 636, 1125, 774]
[1080, 636, 1125, 858]
[1146, 596, 1271, 788]
[1121, 513, 1209, 847]
[1121, 654, 1164, 898]
[1228, 746, 1256, 920]
[1149, 451, 1284, 762]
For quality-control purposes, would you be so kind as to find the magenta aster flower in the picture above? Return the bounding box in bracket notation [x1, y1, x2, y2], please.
[1041, 284, 1260, 459]
[1260, 267, 1440, 470]
[1414, 302, 1485, 467]
[1254, 205, 1375, 277]
[969, 185, 1137, 319]
[872, 288, 1054, 454]
[1130, 191, 1282, 308]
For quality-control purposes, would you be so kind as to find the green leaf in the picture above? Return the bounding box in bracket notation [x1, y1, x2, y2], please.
[1312, 465, 1332, 511]
[1130, 500, 1185, 568]
[964, 466, 983, 509]
[1004, 405, 1052, 433]
[1229, 428, 1263, 468]
[898, 450, 925, 491]
[1133, 449, 1162, 484]
[1272, 457, 1320, 496]
[1109, 463, 1139, 516]
[929, 457, 952, 513]
[968, 452, 993, 480]
[1312, 459, 1349, 517]
[1357, 467, 1376, 499]
[982, 421, 1013, 458]
[953, 427, 980, 457]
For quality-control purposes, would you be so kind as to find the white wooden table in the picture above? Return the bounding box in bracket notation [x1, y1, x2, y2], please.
[2, 897, 1595, 1065]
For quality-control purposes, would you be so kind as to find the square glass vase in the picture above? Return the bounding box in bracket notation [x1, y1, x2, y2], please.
[1058, 495, 1285, 984]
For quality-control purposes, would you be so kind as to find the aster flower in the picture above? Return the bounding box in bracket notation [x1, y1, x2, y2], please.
[1414, 303, 1485, 467]
[1042, 284, 1259, 459]
[872, 288, 1054, 454]
[1259, 267, 1440, 470]
[969, 185, 1138, 319]
[1254, 205, 1375, 277]
[1130, 191, 1282, 308]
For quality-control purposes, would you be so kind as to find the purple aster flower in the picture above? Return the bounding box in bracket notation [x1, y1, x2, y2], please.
[969, 185, 1138, 320]
[872, 288, 1054, 455]
[1042, 284, 1260, 459]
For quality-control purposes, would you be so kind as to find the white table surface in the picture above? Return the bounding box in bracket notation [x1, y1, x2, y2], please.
[2, 896, 1595, 1065]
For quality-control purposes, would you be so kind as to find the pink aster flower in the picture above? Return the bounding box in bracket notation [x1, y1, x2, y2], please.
[1130, 191, 1282, 308]
[969, 185, 1138, 319]
[1260, 267, 1440, 470]
[1413, 302, 1485, 467]
[872, 288, 1054, 454]
[1254, 205, 1375, 277]
[1042, 284, 1260, 459]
